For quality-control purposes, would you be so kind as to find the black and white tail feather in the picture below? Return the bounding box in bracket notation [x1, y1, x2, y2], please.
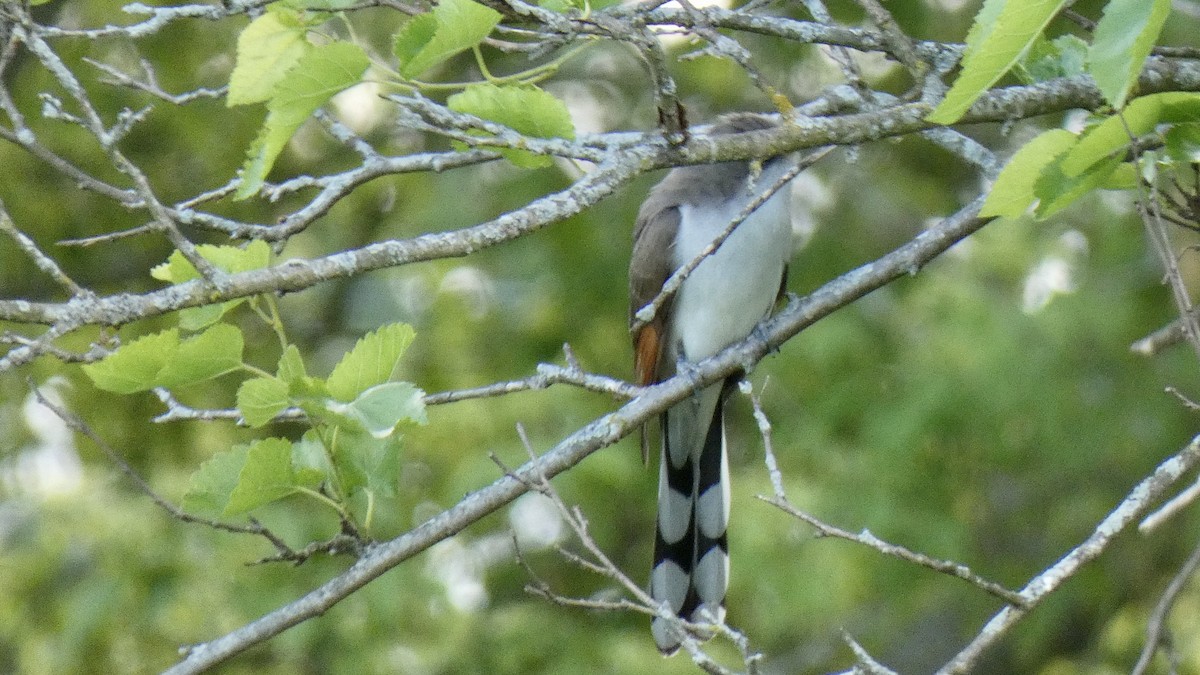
[650, 380, 732, 652]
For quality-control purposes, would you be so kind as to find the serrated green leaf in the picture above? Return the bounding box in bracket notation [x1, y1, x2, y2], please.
[236, 41, 370, 200]
[152, 241, 274, 283]
[237, 377, 291, 427]
[398, 0, 502, 78]
[178, 304, 234, 331]
[980, 128, 1079, 218]
[227, 10, 314, 107]
[1034, 153, 1123, 219]
[277, 344, 308, 384]
[1088, 0, 1171, 109]
[1016, 34, 1087, 84]
[446, 84, 575, 168]
[333, 431, 402, 498]
[183, 445, 249, 516]
[84, 324, 241, 393]
[225, 438, 298, 515]
[82, 330, 180, 394]
[326, 323, 416, 401]
[928, 0, 1070, 124]
[346, 382, 427, 438]
[960, 0, 1006, 64]
[1059, 93, 1200, 177]
[393, 14, 438, 67]
[292, 430, 331, 487]
[156, 323, 244, 388]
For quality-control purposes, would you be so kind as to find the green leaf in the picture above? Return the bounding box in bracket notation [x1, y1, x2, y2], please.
[927, 0, 1070, 124]
[959, 0, 1007, 64]
[1164, 123, 1200, 163]
[980, 128, 1079, 218]
[84, 324, 242, 393]
[393, 14, 439, 68]
[225, 438, 298, 515]
[183, 445, 249, 516]
[1059, 93, 1200, 177]
[156, 323, 245, 389]
[446, 84, 575, 168]
[236, 41, 370, 200]
[276, 344, 308, 384]
[151, 242, 273, 328]
[326, 323, 416, 401]
[1033, 152, 1123, 219]
[83, 330, 180, 394]
[292, 430, 331, 487]
[1015, 34, 1087, 84]
[1088, 0, 1171, 109]
[237, 377, 291, 427]
[151, 241, 274, 283]
[397, 0, 502, 78]
[227, 10, 314, 107]
[178, 305, 232, 331]
[333, 431, 403, 498]
[1100, 162, 1139, 190]
[343, 382, 427, 439]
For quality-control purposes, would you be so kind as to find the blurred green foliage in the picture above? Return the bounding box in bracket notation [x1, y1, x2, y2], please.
[2, 1, 1200, 673]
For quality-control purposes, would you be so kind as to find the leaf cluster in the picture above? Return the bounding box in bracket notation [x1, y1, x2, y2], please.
[83, 245, 426, 528]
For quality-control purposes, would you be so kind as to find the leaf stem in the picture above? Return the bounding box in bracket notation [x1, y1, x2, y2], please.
[296, 486, 352, 519]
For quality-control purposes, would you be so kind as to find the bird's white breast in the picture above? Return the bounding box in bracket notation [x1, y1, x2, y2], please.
[670, 179, 792, 362]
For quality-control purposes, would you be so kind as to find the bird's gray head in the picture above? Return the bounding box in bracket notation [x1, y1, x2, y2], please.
[659, 113, 794, 205]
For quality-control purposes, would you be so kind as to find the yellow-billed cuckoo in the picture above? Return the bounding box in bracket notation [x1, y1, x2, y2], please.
[629, 114, 795, 653]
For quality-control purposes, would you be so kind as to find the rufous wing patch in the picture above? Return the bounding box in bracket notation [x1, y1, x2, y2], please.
[634, 323, 662, 387]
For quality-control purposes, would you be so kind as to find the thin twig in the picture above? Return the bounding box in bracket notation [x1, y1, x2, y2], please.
[842, 630, 899, 675]
[1139, 473, 1200, 534]
[850, 0, 925, 83]
[29, 381, 293, 549]
[742, 381, 1025, 606]
[1131, 536, 1200, 675]
[0, 199, 89, 297]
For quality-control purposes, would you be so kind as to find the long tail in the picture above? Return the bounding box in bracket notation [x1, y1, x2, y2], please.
[649, 383, 730, 653]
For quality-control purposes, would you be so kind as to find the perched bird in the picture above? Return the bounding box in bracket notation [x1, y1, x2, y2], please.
[629, 113, 796, 653]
